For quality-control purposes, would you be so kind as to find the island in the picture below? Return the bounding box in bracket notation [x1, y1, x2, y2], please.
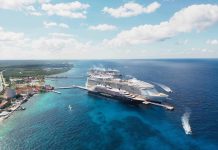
[0, 62, 73, 121]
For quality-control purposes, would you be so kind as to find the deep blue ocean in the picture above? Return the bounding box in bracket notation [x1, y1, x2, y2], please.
[0, 59, 218, 150]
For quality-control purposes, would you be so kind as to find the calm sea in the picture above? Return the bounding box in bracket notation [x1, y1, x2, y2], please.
[0, 59, 218, 150]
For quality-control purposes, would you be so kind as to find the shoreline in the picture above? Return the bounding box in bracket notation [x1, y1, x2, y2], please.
[0, 94, 37, 122]
[0, 68, 72, 123]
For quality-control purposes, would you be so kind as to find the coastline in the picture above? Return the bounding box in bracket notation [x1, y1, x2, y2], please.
[0, 68, 72, 123]
[0, 93, 38, 122]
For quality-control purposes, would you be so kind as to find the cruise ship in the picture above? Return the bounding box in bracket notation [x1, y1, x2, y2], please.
[86, 68, 170, 104]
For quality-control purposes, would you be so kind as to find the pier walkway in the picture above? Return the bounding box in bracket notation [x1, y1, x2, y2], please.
[55, 85, 88, 91]
[46, 76, 86, 79]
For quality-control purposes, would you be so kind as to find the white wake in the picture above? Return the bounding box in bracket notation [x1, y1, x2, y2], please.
[153, 82, 173, 93]
[181, 112, 192, 135]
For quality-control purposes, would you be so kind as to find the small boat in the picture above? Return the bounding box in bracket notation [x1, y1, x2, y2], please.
[20, 107, 26, 110]
[68, 105, 72, 111]
[52, 90, 61, 94]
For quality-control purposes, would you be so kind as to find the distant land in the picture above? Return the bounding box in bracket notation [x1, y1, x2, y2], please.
[0, 60, 74, 81]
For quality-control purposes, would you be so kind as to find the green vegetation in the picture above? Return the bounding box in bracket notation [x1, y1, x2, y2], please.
[0, 63, 73, 82]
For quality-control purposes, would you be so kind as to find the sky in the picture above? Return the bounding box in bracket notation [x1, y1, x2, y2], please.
[0, 0, 218, 59]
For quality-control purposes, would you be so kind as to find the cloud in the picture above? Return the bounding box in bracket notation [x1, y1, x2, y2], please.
[38, 0, 50, 4]
[0, 0, 48, 16]
[0, 27, 92, 59]
[89, 24, 117, 31]
[32, 33, 89, 52]
[42, 1, 90, 19]
[43, 21, 69, 29]
[0, 25, 217, 59]
[59, 23, 69, 29]
[206, 39, 218, 45]
[191, 47, 209, 53]
[0, 26, 30, 59]
[0, 27, 25, 41]
[0, 0, 35, 10]
[105, 4, 218, 46]
[29, 11, 42, 16]
[103, 1, 160, 18]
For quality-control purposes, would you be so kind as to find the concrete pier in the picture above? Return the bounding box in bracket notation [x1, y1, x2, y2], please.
[55, 85, 88, 91]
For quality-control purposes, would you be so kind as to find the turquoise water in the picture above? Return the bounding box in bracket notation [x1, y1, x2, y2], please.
[0, 60, 218, 150]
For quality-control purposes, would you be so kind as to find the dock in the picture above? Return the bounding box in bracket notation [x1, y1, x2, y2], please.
[46, 76, 85, 79]
[55, 85, 88, 91]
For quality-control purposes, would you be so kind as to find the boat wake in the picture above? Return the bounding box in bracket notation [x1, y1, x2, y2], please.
[153, 82, 173, 93]
[181, 111, 192, 135]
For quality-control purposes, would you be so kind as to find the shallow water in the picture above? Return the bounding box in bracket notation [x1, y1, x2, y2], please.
[0, 59, 218, 150]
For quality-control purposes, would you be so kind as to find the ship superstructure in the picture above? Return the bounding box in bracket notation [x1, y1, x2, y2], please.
[86, 68, 169, 103]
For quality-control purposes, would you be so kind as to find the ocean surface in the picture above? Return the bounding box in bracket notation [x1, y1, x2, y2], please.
[0, 59, 218, 150]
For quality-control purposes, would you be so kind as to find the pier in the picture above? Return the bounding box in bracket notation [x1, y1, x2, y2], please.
[55, 85, 88, 91]
[46, 76, 86, 79]
[55, 85, 174, 111]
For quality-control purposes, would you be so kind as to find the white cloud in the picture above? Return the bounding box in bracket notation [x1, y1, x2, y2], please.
[0, 29, 92, 59]
[43, 21, 57, 28]
[0, 0, 49, 10]
[0, 0, 35, 10]
[32, 33, 89, 52]
[103, 1, 160, 18]
[0, 25, 217, 59]
[43, 21, 69, 29]
[59, 23, 69, 29]
[42, 1, 90, 19]
[38, 0, 50, 4]
[89, 24, 117, 31]
[191, 47, 209, 53]
[206, 39, 218, 45]
[0, 0, 48, 16]
[29, 11, 42, 16]
[105, 4, 218, 46]
[0, 26, 30, 59]
[0, 27, 25, 41]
